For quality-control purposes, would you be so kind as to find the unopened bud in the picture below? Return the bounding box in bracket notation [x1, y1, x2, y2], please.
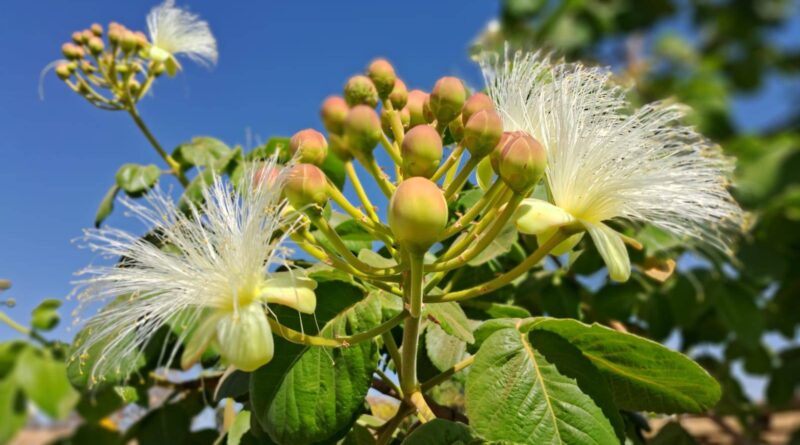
[381, 108, 410, 135]
[284, 164, 329, 209]
[88, 37, 104, 56]
[490, 131, 516, 173]
[389, 79, 408, 109]
[55, 63, 71, 80]
[344, 75, 378, 108]
[153, 62, 166, 77]
[367, 58, 396, 98]
[429, 77, 467, 124]
[82, 30, 94, 43]
[91, 23, 103, 36]
[129, 79, 142, 96]
[423, 95, 435, 124]
[290, 129, 329, 166]
[133, 31, 148, 49]
[448, 116, 464, 142]
[401, 125, 443, 178]
[461, 92, 494, 124]
[61, 43, 84, 60]
[320, 96, 349, 135]
[71, 32, 83, 44]
[463, 109, 503, 158]
[120, 31, 138, 53]
[254, 164, 283, 189]
[405, 90, 428, 128]
[498, 133, 547, 193]
[343, 105, 381, 154]
[108, 27, 123, 45]
[389, 177, 448, 253]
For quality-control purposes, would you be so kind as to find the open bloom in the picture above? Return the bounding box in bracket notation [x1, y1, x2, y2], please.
[71, 162, 314, 382]
[146, 0, 218, 75]
[480, 49, 744, 281]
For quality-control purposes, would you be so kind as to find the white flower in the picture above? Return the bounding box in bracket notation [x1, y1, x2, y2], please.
[71, 162, 315, 383]
[146, 0, 218, 75]
[481, 49, 744, 281]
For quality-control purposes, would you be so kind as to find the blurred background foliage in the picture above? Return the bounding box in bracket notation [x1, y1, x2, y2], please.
[471, 0, 800, 442]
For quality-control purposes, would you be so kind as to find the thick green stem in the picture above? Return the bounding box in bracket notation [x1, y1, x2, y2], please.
[345, 161, 380, 224]
[439, 180, 504, 240]
[0, 311, 29, 336]
[356, 152, 395, 197]
[268, 309, 408, 347]
[443, 156, 479, 200]
[431, 143, 465, 183]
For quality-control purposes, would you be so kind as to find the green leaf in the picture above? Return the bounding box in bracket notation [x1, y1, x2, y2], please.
[15, 348, 79, 419]
[467, 221, 517, 266]
[76, 386, 125, 422]
[247, 137, 291, 162]
[425, 302, 475, 344]
[341, 424, 376, 445]
[425, 323, 469, 373]
[320, 150, 346, 191]
[649, 422, 698, 445]
[66, 322, 146, 389]
[228, 410, 252, 445]
[172, 136, 231, 169]
[314, 214, 376, 253]
[0, 376, 26, 444]
[126, 402, 192, 445]
[30, 298, 61, 332]
[401, 419, 479, 444]
[95, 184, 120, 227]
[115, 163, 161, 196]
[465, 327, 618, 444]
[51, 423, 123, 445]
[178, 169, 215, 212]
[258, 293, 383, 444]
[528, 318, 721, 413]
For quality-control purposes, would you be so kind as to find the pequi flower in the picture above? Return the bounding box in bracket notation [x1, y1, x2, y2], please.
[480, 49, 744, 282]
[71, 161, 315, 383]
[146, 0, 218, 76]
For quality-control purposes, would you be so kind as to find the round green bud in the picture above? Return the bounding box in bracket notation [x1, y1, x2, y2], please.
[389, 177, 448, 253]
[290, 129, 329, 166]
[429, 76, 467, 124]
[344, 75, 379, 108]
[55, 63, 71, 80]
[344, 105, 382, 154]
[129, 79, 142, 96]
[463, 109, 503, 158]
[88, 37, 104, 56]
[402, 125, 443, 178]
[120, 30, 138, 53]
[490, 131, 516, 173]
[108, 27, 122, 45]
[61, 43, 84, 60]
[71, 32, 83, 44]
[461, 92, 494, 124]
[405, 90, 428, 128]
[284, 163, 329, 209]
[320, 96, 349, 135]
[389, 79, 408, 109]
[91, 23, 103, 36]
[448, 115, 464, 142]
[367, 58, 396, 98]
[498, 132, 547, 194]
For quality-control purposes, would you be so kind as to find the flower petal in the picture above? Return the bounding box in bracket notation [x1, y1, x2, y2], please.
[259, 271, 317, 314]
[215, 304, 274, 372]
[514, 198, 576, 235]
[585, 222, 631, 282]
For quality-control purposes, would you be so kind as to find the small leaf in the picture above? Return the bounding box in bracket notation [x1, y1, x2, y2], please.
[115, 163, 161, 196]
[228, 410, 251, 445]
[425, 323, 469, 372]
[95, 184, 120, 227]
[172, 136, 231, 169]
[247, 137, 291, 161]
[425, 302, 475, 344]
[30, 298, 62, 332]
[401, 418, 479, 444]
[15, 349, 79, 419]
[467, 221, 517, 266]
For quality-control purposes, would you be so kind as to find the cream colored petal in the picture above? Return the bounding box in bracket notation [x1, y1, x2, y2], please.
[585, 222, 631, 282]
[259, 271, 317, 314]
[476, 156, 495, 191]
[215, 304, 274, 372]
[180, 313, 219, 370]
[514, 198, 576, 235]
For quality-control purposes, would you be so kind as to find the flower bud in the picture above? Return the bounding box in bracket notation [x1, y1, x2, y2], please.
[129, 79, 142, 97]
[61, 43, 84, 60]
[423, 95, 435, 124]
[108, 27, 123, 45]
[381, 108, 410, 135]
[491, 131, 516, 173]
[254, 164, 283, 189]
[429, 77, 467, 124]
[88, 37, 104, 56]
[344, 75, 378, 108]
[71, 32, 83, 44]
[91, 23, 103, 36]
[133, 31, 149, 50]
[81, 30, 94, 44]
[389, 79, 408, 109]
[498, 132, 547, 193]
[402, 125, 443, 178]
[463, 109, 503, 158]
[462, 92, 495, 124]
[448, 115, 464, 142]
[290, 129, 329, 166]
[343, 105, 382, 154]
[284, 164, 329, 209]
[367, 58, 396, 98]
[389, 177, 448, 253]
[120, 30, 138, 53]
[55, 63, 71, 80]
[405, 90, 428, 128]
[320, 96, 349, 135]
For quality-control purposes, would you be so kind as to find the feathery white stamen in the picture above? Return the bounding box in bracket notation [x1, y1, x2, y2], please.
[147, 0, 218, 66]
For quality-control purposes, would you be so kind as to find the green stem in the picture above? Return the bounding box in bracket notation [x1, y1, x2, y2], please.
[382, 331, 403, 370]
[356, 152, 395, 197]
[126, 106, 189, 187]
[379, 132, 403, 166]
[376, 368, 403, 398]
[376, 403, 413, 445]
[0, 311, 29, 336]
[326, 180, 394, 239]
[345, 161, 380, 224]
[268, 310, 408, 347]
[443, 156, 479, 200]
[439, 180, 504, 240]
[420, 355, 475, 391]
[431, 143, 465, 183]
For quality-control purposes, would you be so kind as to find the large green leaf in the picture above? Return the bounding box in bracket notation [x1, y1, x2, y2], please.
[467, 221, 517, 266]
[400, 419, 480, 444]
[425, 323, 469, 373]
[15, 348, 79, 419]
[115, 163, 161, 196]
[425, 302, 474, 344]
[528, 318, 721, 413]
[466, 326, 618, 444]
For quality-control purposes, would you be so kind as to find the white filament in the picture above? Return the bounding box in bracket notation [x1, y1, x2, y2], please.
[147, 0, 218, 66]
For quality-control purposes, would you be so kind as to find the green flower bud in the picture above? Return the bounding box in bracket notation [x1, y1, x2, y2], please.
[88, 37, 104, 56]
[389, 177, 448, 253]
[71, 32, 83, 44]
[389, 79, 408, 109]
[129, 79, 141, 96]
[91, 23, 103, 36]
[290, 129, 329, 166]
[284, 164, 329, 209]
[463, 109, 503, 158]
[80, 60, 96, 74]
[461, 92, 495, 124]
[344, 75, 378, 107]
[498, 132, 547, 193]
[320, 96, 349, 135]
[81, 30, 94, 44]
[405, 90, 428, 128]
[344, 105, 382, 154]
[448, 115, 464, 142]
[108, 26, 122, 45]
[61, 43, 84, 60]
[429, 76, 467, 124]
[402, 125, 443, 178]
[133, 31, 149, 50]
[55, 63, 71, 80]
[120, 30, 138, 53]
[423, 95, 435, 123]
[367, 58, 396, 98]
[490, 131, 516, 173]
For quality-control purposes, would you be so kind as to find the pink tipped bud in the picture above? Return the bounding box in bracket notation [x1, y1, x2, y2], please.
[290, 129, 329, 166]
[62, 43, 84, 60]
[133, 31, 148, 49]
[320, 96, 349, 135]
[254, 164, 283, 189]
[463, 109, 503, 158]
[81, 30, 94, 43]
[367, 58, 397, 98]
[401, 125, 443, 178]
[389, 79, 408, 109]
[88, 37, 104, 56]
[429, 76, 467, 124]
[91, 23, 103, 36]
[80, 60, 96, 74]
[498, 133, 547, 193]
[120, 30, 138, 53]
[108, 27, 123, 45]
[405, 90, 429, 128]
[490, 131, 516, 173]
[389, 177, 448, 253]
[284, 164, 329, 209]
[71, 31, 83, 44]
[462, 92, 495, 124]
[344, 105, 382, 154]
[55, 63, 71, 80]
[344, 75, 379, 108]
